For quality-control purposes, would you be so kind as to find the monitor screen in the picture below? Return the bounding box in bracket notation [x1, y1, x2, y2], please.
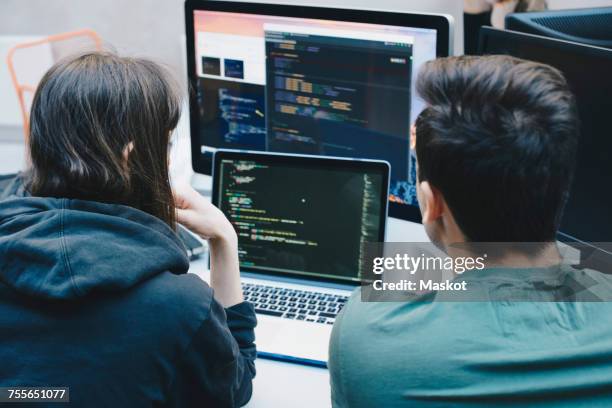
[213, 152, 388, 283]
[479, 27, 612, 244]
[187, 1, 449, 222]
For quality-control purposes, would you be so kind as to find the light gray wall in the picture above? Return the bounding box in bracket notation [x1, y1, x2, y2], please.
[1, 0, 610, 80]
[0, 0, 464, 86]
[0, 0, 187, 79]
[549, 0, 612, 8]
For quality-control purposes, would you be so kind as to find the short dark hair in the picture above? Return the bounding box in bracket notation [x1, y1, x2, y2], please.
[415, 55, 579, 242]
[26, 52, 181, 227]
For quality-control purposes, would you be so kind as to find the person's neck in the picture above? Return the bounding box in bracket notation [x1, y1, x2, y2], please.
[488, 244, 562, 269]
[445, 242, 562, 270]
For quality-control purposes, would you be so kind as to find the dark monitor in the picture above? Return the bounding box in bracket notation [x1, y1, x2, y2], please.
[211, 150, 389, 284]
[478, 27, 612, 248]
[506, 7, 612, 49]
[185, 0, 452, 222]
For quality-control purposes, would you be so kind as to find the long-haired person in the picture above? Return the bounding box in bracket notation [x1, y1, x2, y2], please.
[0, 53, 256, 407]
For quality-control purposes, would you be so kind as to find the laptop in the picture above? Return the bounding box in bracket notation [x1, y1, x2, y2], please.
[212, 150, 389, 366]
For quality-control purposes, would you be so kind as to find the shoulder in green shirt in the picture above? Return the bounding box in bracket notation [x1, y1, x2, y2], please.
[329, 265, 612, 407]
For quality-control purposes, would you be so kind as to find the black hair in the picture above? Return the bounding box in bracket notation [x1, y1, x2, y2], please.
[415, 55, 578, 242]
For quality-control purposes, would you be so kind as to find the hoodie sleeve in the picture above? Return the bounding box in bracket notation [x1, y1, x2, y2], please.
[170, 300, 257, 408]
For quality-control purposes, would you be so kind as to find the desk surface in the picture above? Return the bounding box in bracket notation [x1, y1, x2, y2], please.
[0, 139, 428, 407]
[190, 258, 334, 408]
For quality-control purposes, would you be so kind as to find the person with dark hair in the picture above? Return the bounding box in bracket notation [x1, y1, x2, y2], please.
[329, 55, 612, 407]
[0, 53, 256, 407]
[415, 55, 576, 245]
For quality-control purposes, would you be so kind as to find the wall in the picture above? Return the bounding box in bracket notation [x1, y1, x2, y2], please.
[0, 0, 186, 79]
[549, 0, 612, 8]
[0, 0, 610, 80]
[0, 0, 463, 85]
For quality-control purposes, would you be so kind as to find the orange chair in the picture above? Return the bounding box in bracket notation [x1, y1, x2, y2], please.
[6, 29, 103, 138]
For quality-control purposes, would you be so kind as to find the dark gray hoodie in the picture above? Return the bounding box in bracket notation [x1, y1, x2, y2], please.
[0, 187, 256, 407]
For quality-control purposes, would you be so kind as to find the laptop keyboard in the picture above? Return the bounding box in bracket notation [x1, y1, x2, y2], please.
[242, 282, 348, 325]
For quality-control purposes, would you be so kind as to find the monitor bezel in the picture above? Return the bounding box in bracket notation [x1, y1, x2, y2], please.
[185, 0, 452, 223]
[478, 26, 612, 251]
[211, 149, 390, 285]
[478, 26, 612, 61]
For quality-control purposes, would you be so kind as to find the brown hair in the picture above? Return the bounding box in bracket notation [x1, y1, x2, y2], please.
[26, 52, 181, 227]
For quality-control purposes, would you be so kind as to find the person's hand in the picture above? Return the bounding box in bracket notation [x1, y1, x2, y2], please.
[174, 184, 243, 307]
[174, 184, 236, 243]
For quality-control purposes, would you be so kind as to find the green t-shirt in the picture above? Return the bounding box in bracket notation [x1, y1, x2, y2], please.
[329, 265, 612, 407]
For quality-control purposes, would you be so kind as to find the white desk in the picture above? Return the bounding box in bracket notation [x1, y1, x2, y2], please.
[189, 257, 333, 408]
[0, 140, 428, 407]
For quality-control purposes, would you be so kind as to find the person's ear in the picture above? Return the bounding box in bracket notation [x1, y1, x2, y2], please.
[418, 180, 444, 224]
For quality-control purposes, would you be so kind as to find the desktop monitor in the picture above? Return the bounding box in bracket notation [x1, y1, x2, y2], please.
[506, 7, 612, 49]
[185, 0, 452, 222]
[478, 27, 612, 247]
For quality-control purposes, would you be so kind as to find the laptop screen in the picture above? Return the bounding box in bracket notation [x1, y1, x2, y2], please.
[213, 151, 389, 284]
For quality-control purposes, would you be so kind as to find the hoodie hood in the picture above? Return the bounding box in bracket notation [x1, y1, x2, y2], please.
[0, 196, 189, 300]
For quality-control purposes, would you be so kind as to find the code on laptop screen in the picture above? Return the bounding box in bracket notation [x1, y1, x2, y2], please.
[217, 157, 385, 282]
